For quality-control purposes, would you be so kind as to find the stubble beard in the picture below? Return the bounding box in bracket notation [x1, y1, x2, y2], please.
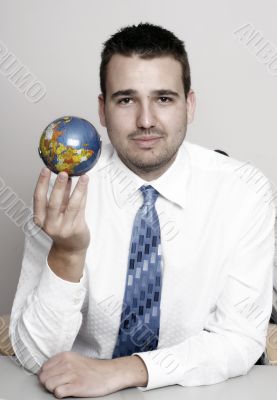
[121, 147, 177, 173]
[118, 135, 186, 174]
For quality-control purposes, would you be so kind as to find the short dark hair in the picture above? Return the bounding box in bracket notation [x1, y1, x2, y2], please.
[100, 22, 191, 100]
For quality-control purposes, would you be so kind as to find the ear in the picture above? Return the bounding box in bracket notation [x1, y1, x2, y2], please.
[98, 94, 107, 127]
[186, 90, 196, 125]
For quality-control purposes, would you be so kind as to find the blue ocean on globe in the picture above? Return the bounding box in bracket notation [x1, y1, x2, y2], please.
[39, 116, 102, 176]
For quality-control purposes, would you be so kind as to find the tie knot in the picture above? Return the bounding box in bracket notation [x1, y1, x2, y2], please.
[140, 185, 159, 206]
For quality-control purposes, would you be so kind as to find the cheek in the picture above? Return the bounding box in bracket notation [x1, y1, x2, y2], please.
[105, 115, 131, 145]
[106, 107, 128, 126]
[174, 110, 187, 130]
[159, 104, 186, 124]
[161, 115, 186, 136]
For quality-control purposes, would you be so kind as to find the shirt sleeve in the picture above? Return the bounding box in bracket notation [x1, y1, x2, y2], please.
[134, 188, 276, 390]
[9, 175, 87, 373]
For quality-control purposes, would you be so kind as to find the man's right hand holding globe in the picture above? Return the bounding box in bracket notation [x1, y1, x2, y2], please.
[33, 167, 90, 283]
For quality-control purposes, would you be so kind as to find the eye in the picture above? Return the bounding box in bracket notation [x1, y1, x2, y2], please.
[158, 96, 173, 103]
[118, 97, 133, 105]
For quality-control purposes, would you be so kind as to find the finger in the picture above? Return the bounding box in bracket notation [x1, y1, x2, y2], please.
[54, 383, 79, 399]
[75, 185, 88, 219]
[33, 167, 51, 227]
[47, 172, 69, 222]
[42, 372, 74, 394]
[63, 175, 89, 222]
[39, 361, 65, 384]
[60, 178, 72, 214]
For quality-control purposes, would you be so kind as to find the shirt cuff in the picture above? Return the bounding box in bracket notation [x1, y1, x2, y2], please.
[133, 348, 185, 391]
[36, 259, 87, 313]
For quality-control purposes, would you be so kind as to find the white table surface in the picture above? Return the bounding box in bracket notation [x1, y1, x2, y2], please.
[0, 356, 277, 400]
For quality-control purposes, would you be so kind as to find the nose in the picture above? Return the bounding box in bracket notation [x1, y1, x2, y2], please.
[136, 101, 156, 129]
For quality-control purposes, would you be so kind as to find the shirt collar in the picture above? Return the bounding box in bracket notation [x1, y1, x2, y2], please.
[102, 140, 191, 209]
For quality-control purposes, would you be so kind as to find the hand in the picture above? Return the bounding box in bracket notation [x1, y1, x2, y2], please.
[34, 167, 90, 253]
[33, 167, 90, 281]
[38, 351, 148, 398]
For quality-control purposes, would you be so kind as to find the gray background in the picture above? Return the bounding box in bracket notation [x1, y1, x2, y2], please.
[0, 0, 276, 314]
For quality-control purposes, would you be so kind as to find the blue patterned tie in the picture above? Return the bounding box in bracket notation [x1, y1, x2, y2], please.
[112, 185, 163, 358]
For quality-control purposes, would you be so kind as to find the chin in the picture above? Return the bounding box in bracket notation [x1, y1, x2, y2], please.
[131, 157, 169, 172]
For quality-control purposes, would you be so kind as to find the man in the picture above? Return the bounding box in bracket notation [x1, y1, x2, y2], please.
[10, 23, 275, 398]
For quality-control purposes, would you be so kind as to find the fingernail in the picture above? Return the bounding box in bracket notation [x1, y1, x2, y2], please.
[58, 172, 67, 181]
[80, 175, 89, 184]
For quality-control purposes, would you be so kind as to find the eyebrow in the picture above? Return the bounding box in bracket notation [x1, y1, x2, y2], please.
[111, 89, 180, 99]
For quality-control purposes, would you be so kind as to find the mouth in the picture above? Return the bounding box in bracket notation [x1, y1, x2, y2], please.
[132, 136, 162, 148]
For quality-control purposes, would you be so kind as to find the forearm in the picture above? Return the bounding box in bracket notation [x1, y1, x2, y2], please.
[113, 355, 148, 388]
[48, 244, 86, 282]
[134, 319, 268, 390]
[134, 276, 273, 390]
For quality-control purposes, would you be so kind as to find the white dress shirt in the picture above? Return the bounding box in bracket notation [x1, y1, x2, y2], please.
[10, 140, 276, 391]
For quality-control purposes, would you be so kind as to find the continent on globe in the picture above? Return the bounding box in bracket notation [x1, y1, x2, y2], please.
[39, 116, 101, 176]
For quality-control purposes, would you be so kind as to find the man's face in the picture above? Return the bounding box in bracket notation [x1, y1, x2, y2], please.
[99, 54, 195, 180]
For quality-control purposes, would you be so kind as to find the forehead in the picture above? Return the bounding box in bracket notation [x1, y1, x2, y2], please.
[105, 54, 183, 94]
